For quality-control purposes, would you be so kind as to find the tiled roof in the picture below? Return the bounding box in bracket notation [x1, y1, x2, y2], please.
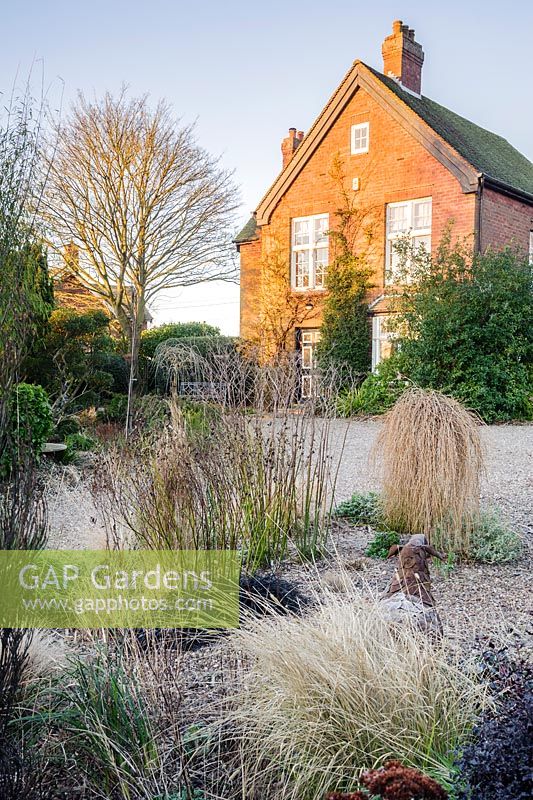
[234, 215, 258, 244]
[367, 65, 533, 199]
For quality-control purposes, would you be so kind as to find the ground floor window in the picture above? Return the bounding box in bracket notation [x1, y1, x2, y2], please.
[371, 315, 395, 371]
[298, 328, 321, 398]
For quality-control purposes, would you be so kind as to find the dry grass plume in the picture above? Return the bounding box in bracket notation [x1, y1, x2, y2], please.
[375, 388, 484, 555]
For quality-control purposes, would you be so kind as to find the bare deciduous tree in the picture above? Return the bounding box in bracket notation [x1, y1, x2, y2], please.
[41, 89, 240, 378]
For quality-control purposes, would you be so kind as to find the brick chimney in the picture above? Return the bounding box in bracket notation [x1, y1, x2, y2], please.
[64, 242, 80, 273]
[281, 128, 304, 168]
[382, 20, 424, 96]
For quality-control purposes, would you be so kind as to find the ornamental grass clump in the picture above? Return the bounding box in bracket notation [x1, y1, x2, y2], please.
[225, 597, 484, 800]
[47, 651, 160, 798]
[375, 388, 484, 556]
[96, 347, 344, 571]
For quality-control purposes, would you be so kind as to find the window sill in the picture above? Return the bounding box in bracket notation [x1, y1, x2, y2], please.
[291, 287, 327, 293]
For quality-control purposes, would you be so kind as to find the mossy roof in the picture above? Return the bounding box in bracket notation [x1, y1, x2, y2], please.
[234, 215, 258, 244]
[367, 65, 533, 199]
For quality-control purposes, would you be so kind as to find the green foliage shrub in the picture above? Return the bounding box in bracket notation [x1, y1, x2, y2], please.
[101, 393, 128, 422]
[159, 333, 234, 360]
[55, 414, 82, 439]
[95, 352, 129, 394]
[333, 491, 383, 526]
[365, 529, 401, 559]
[100, 393, 169, 431]
[316, 253, 373, 382]
[335, 353, 410, 416]
[60, 431, 98, 464]
[396, 240, 533, 422]
[1, 383, 53, 473]
[315, 169, 374, 382]
[64, 432, 97, 452]
[24, 308, 118, 409]
[0, 241, 54, 365]
[153, 334, 237, 392]
[140, 323, 222, 392]
[140, 321, 221, 360]
[470, 510, 522, 563]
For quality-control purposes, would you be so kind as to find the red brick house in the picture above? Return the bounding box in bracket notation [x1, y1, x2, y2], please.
[54, 272, 153, 330]
[236, 20, 533, 393]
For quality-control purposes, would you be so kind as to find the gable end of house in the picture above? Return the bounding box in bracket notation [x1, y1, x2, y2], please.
[253, 55, 533, 227]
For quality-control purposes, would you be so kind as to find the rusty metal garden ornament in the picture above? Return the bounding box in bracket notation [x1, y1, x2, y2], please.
[380, 533, 446, 634]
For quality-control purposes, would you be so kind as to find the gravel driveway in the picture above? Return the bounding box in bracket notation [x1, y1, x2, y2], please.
[318, 419, 532, 651]
[47, 421, 533, 546]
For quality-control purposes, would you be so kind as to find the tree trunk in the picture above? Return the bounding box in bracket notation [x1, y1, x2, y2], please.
[124, 295, 144, 437]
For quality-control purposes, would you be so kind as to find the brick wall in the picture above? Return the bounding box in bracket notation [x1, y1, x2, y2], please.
[240, 83, 477, 341]
[480, 188, 533, 254]
[239, 236, 262, 340]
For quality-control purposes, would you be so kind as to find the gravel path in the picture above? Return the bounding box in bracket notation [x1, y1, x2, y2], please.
[47, 422, 533, 545]
[46, 423, 532, 653]
[47, 464, 107, 550]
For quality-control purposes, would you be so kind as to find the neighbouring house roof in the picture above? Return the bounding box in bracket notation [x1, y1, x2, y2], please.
[54, 272, 107, 315]
[366, 66, 533, 200]
[54, 272, 153, 325]
[255, 61, 533, 225]
[234, 215, 259, 245]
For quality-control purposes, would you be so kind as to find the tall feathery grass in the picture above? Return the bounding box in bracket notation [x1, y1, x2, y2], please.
[95, 346, 346, 571]
[375, 388, 484, 555]
[222, 597, 485, 800]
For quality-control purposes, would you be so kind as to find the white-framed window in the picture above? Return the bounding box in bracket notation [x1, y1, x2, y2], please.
[291, 214, 329, 290]
[299, 329, 321, 398]
[529, 231, 533, 265]
[351, 122, 369, 155]
[371, 315, 396, 371]
[386, 197, 432, 284]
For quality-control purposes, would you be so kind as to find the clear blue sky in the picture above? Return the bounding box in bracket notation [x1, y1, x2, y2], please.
[3, 0, 532, 334]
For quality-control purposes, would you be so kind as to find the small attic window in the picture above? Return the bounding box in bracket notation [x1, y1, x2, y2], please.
[351, 122, 369, 155]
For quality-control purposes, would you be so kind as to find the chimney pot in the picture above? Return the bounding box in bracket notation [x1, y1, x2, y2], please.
[382, 20, 425, 95]
[281, 127, 303, 169]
